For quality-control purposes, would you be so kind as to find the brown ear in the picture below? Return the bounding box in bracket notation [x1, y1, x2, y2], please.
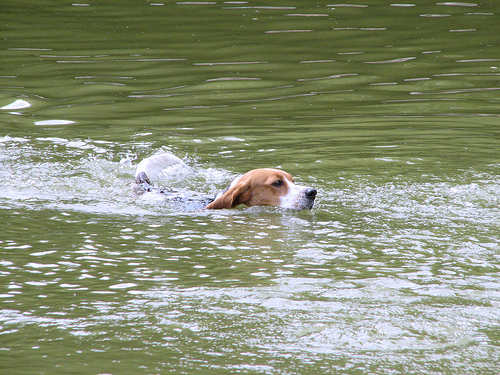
[205, 181, 250, 209]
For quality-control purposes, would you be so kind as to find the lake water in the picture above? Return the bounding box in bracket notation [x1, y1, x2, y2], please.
[1, 1, 499, 374]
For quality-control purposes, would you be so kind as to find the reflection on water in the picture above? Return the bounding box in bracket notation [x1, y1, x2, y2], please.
[1, 124, 499, 373]
[1, 1, 498, 127]
[1, 1, 499, 374]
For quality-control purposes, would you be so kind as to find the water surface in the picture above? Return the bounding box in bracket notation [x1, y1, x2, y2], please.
[1, 1, 499, 374]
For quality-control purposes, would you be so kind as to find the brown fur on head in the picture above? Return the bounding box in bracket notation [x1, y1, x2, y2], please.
[204, 168, 293, 209]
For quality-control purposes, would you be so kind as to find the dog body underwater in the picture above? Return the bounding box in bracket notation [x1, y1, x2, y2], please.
[134, 153, 317, 210]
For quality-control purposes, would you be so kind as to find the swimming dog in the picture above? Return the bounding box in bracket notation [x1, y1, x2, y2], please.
[134, 153, 316, 210]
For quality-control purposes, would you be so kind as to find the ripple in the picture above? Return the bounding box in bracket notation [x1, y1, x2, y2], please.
[420, 14, 451, 17]
[193, 61, 268, 66]
[265, 30, 314, 34]
[34, 120, 75, 126]
[326, 4, 368, 8]
[437, 2, 477, 6]
[364, 57, 416, 64]
[285, 13, 329, 17]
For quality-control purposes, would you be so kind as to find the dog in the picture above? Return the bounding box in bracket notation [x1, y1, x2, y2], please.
[134, 153, 317, 210]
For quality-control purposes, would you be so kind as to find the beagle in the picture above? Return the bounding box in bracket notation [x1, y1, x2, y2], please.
[134, 153, 317, 210]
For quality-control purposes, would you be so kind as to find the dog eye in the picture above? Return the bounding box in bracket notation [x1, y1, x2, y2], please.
[271, 180, 283, 187]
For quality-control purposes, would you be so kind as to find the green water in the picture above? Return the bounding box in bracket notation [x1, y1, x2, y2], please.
[1, 1, 499, 374]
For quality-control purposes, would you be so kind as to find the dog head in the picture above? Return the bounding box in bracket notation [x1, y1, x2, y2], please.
[205, 168, 316, 210]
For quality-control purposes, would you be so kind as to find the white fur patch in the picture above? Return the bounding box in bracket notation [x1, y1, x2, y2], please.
[279, 178, 314, 210]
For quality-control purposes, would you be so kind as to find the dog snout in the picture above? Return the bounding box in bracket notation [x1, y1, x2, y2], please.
[305, 188, 317, 199]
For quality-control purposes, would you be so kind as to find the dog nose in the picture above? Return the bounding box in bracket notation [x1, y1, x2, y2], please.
[305, 188, 317, 199]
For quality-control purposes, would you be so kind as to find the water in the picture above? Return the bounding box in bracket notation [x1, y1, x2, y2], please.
[1, 1, 499, 374]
